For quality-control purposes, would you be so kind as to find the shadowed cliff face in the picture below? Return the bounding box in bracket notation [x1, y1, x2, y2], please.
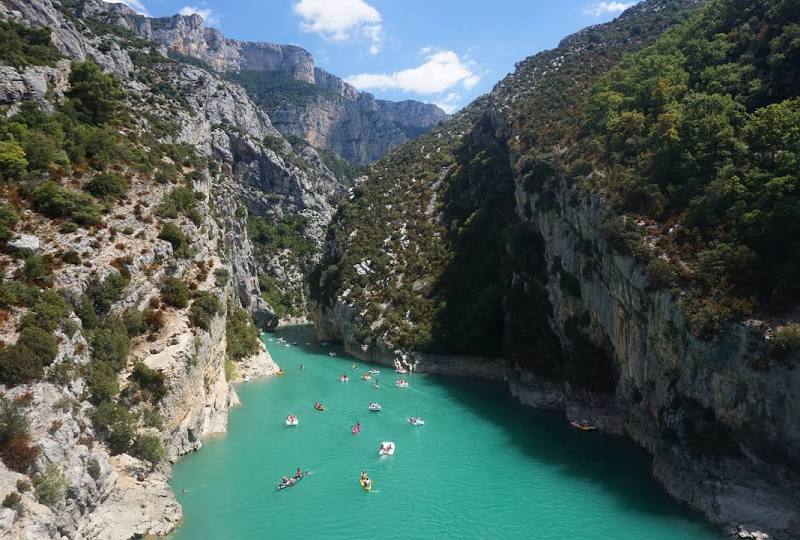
[310, 0, 800, 537]
[94, 9, 448, 165]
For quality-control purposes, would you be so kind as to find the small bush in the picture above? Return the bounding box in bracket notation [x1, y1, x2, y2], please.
[84, 172, 129, 200]
[0, 203, 19, 241]
[1, 434, 41, 473]
[131, 433, 164, 466]
[2, 492, 20, 509]
[33, 463, 67, 506]
[142, 407, 163, 429]
[189, 291, 222, 330]
[86, 360, 119, 404]
[156, 187, 197, 219]
[16, 325, 58, 365]
[20, 289, 69, 332]
[646, 258, 676, 290]
[89, 316, 130, 371]
[0, 326, 58, 385]
[770, 324, 800, 360]
[0, 279, 36, 308]
[224, 358, 237, 381]
[32, 181, 102, 225]
[87, 457, 101, 480]
[130, 362, 166, 402]
[90, 401, 135, 454]
[159, 222, 192, 257]
[213, 268, 229, 288]
[86, 272, 128, 316]
[161, 277, 189, 308]
[22, 254, 51, 285]
[122, 308, 146, 337]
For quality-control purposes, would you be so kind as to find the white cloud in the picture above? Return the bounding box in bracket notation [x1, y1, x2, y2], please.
[583, 1, 636, 17]
[435, 92, 463, 114]
[103, 0, 149, 15]
[293, 0, 383, 54]
[179, 6, 220, 26]
[346, 49, 479, 95]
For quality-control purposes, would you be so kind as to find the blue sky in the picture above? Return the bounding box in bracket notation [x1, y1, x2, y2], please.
[107, 0, 639, 112]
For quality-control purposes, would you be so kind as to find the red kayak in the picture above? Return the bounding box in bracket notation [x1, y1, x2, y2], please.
[351, 423, 361, 435]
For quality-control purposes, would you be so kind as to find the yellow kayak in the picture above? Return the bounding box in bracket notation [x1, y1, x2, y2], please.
[359, 477, 372, 492]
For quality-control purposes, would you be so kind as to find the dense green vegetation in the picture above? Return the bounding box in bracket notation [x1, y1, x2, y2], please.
[248, 215, 315, 317]
[0, 20, 62, 68]
[576, 0, 800, 333]
[225, 304, 260, 360]
[229, 70, 332, 111]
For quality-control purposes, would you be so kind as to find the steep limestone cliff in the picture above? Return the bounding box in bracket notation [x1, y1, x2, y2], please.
[0, 1, 334, 537]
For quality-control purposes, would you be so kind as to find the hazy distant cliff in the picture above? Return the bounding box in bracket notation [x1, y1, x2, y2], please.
[103, 10, 447, 164]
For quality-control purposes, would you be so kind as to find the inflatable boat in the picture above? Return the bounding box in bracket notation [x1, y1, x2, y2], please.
[378, 441, 395, 456]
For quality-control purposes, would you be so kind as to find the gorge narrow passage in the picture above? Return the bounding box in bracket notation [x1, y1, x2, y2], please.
[170, 326, 723, 539]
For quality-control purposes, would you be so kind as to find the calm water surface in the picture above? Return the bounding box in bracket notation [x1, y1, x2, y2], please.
[170, 325, 723, 540]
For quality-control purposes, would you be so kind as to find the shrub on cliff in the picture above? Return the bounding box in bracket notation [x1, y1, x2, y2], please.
[33, 463, 67, 506]
[158, 222, 193, 258]
[189, 291, 222, 330]
[0, 326, 58, 385]
[90, 401, 136, 454]
[84, 172, 129, 200]
[89, 316, 130, 371]
[20, 289, 69, 332]
[131, 434, 164, 467]
[770, 324, 800, 361]
[226, 304, 260, 361]
[86, 361, 119, 404]
[31, 181, 102, 225]
[129, 362, 166, 402]
[66, 61, 124, 126]
[0, 399, 40, 473]
[86, 272, 128, 317]
[160, 277, 189, 308]
[0, 20, 61, 68]
[0, 203, 19, 242]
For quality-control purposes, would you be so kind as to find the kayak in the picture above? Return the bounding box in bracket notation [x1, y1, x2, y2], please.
[351, 424, 361, 435]
[369, 369, 380, 375]
[570, 420, 597, 431]
[359, 476, 372, 492]
[277, 471, 308, 491]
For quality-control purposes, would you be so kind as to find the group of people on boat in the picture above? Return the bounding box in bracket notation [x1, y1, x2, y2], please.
[395, 378, 409, 388]
[278, 468, 306, 490]
[338, 373, 349, 382]
[359, 471, 372, 491]
[314, 402, 324, 411]
[285, 414, 298, 426]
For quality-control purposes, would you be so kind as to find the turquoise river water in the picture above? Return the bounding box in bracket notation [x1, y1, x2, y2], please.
[170, 325, 724, 540]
